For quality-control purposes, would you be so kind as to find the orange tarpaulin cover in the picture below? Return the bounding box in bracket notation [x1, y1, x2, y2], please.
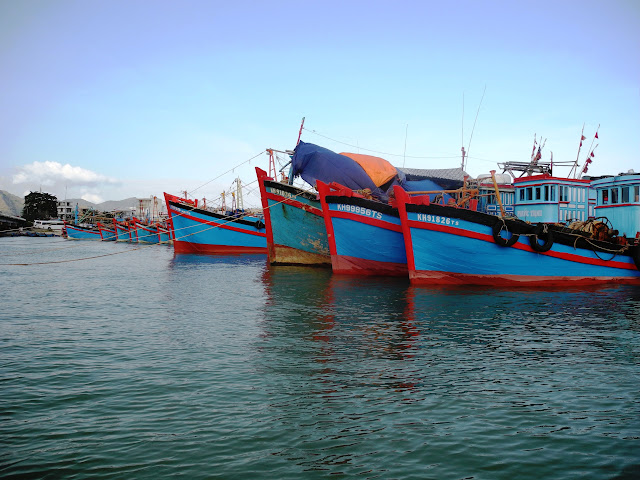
[340, 152, 397, 188]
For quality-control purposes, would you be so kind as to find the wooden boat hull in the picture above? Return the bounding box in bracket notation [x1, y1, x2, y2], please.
[256, 168, 330, 266]
[394, 186, 640, 286]
[318, 181, 407, 276]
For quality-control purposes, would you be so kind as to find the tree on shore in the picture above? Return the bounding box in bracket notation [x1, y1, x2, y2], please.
[22, 191, 58, 221]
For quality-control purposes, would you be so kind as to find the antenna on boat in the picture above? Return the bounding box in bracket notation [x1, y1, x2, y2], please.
[403, 124, 408, 168]
[577, 124, 600, 178]
[296, 117, 305, 146]
[465, 85, 486, 172]
[461, 93, 465, 171]
[236, 178, 244, 211]
[569, 123, 586, 178]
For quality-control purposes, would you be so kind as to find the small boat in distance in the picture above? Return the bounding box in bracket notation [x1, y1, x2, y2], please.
[113, 219, 132, 242]
[65, 222, 104, 240]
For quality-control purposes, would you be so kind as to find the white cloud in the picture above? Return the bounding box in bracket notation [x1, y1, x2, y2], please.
[81, 193, 104, 204]
[12, 161, 116, 186]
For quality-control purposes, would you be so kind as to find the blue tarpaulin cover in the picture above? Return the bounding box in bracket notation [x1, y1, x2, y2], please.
[291, 141, 461, 202]
[291, 141, 389, 199]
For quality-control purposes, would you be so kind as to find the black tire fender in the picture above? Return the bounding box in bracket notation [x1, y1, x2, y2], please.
[633, 245, 640, 271]
[492, 221, 519, 247]
[529, 223, 554, 253]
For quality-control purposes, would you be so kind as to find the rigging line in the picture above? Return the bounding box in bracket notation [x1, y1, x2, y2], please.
[170, 187, 311, 242]
[466, 85, 486, 160]
[187, 150, 266, 196]
[302, 128, 460, 160]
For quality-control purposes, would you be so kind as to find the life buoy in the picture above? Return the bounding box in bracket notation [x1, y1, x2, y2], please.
[492, 221, 519, 247]
[529, 223, 554, 252]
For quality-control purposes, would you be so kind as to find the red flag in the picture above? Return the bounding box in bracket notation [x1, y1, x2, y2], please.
[590, 151, 595, 157]
[586, 158, 592, 164]
[580, 141, 583, 147]
[582, 165, 589, 173]
[595, 132, 599, 139]
[581, 135, 586, 141]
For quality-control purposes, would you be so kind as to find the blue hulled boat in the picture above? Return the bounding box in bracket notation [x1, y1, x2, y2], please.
[133, 219, 160, 244]
[256, 166, 330, 266]
[113, 219, 132, 242]
[393, 175, 640, 286]
[65, 223, 103, 240]
[97, 222, 116, 241]
[317, 181, 407, 276]
[164, 193, 267, 255]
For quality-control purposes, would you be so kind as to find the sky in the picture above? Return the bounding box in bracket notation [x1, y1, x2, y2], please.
[1, 0, 638, 208]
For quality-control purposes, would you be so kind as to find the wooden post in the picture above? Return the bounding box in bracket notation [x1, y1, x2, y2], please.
[490, 170, 506, 217]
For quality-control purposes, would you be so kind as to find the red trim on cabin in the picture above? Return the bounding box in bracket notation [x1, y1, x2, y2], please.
[513, 175, 591, 185]
[595, 203, 640, 209]
[409, 269, 640, 286]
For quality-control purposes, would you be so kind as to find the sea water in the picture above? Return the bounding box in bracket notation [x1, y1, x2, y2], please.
[1, 237, 639, 479]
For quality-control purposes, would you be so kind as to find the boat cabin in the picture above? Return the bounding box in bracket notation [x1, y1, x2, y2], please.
[513, 175, 594, 224]
[475, 174, 515, 216]
[591, 172, 640, 238]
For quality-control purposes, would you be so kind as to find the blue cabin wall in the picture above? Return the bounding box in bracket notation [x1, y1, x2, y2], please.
[592, 174, 640, 237]
[513, 176, 592, 224]
[477, 186, 515, 216]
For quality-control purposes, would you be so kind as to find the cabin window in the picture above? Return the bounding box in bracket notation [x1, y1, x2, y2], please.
[622, 187, 629, 203]
[550, 186, 556, 202]
[519, 189, 525, 201]
[526, 187, 533, 201]
[635, 186, 640, 203]
[602, 189, 608, 204]
[535, 187, 541, 200]
[544, 185, 549, 201]
[559, 186, 567, 202]
[611, 188, 619, 204]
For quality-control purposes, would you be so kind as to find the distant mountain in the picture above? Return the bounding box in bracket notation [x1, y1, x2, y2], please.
[63, 197, 148, 212]
[0, 191, 160, 217]
[0, 190, 24, 217]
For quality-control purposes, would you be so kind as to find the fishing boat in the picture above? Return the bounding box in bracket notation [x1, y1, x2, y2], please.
[256, 165, 330, 266]
[113, 219, 132, 242]
[393, 171, 640, 286]
[97, 222, 116, 241]
[164, 192, 267, 254]
[317, 180, 409, 276]
[64, 222, 104, 240]
[157, 223, 172, 244]
[132, 218, 160, 244]
[298, 141, 466, 276]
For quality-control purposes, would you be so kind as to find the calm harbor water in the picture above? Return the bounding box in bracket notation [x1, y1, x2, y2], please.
[1, 237, 639, 479]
